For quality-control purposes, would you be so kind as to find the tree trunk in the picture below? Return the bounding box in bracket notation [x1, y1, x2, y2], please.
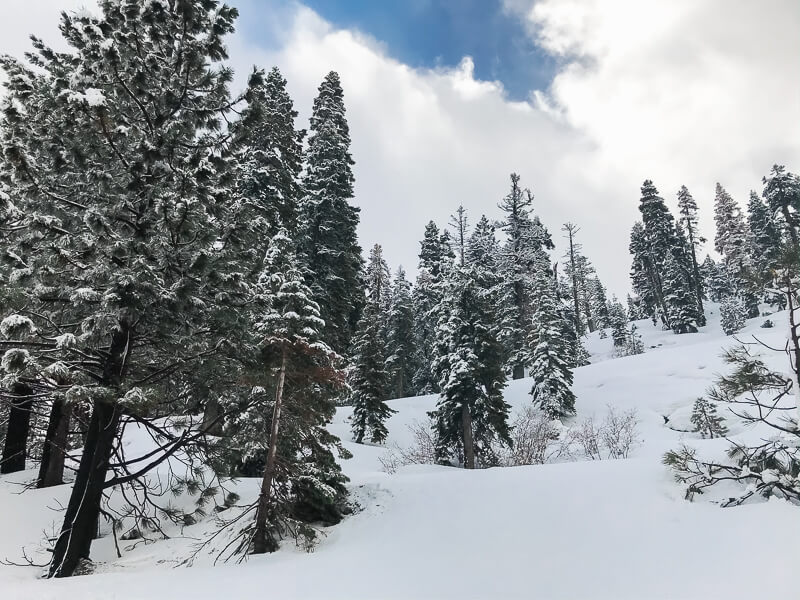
[1, 382, 33, 474]
[49, 323, 130, 578]
[201, 397, 224, 436]
[38, 398, 71, 488]
[461, 403, 475, 469]
[566, 226, 584, 336]
[252, 349, 287, 555]
[686, 228, 705, 325]
[512, 364, 525, 380]
[48, 399, 120, 577]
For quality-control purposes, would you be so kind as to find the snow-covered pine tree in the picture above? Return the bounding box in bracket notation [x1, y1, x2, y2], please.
[636, 181, 677, 327]
[720, 296, 747, 335]
[626, 294, 646, 321]
[673, 222, 706, 326]
[431, 220, 510, 468]
[763, 165, 800, 250]
[714, 183, 759, 317]
[386, 267, 418, 399]
[557, 293, 590, 368]
[301, 72, 364, 355]
[496, 174, 553, 378]
[747, 190, 782, 293]
[608, 297, 628, 350]
[676, 186, 705, 318]
[662, 251, 700, 334]
[700, 255, 732, 302]
[589, 277, 611, 330]
[0, 0, 256, 577]
[689, 397, 728, 439]
[630, 221, 659, 323]
[350, 245, 395, 443]
[231, 66, 304, 251]
[528, 272, 577, 419]
[562, 223, 587, 336]
[412, 222, 453, 394]
[228, 230, 349, 554]
[625, 324, 645, 356]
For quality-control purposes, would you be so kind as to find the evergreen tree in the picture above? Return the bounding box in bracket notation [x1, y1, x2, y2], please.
[386, 267, 418, 399]
[562, 223, 586, 336]
[301, 72, 364, 355]
[589, 277, 610, 330]
[720, 296, 747, 335]
[431, 254, 510, 468]
[700, 255, 732, 302]
[496, 174, 553, 378]
[350, 245, 395, 443]
[631, 181, 704, 331]
[676, 186, 705, 317]
[714, 183, 759, 317]
[626, 294, 646, 321]
[625, 324, 645, 356]
[763, 164, 800, 250]
[608, 298, 628, 350]
[232, 66, 304, 250]
[232, 230, 349, 554]
[528, 274, 577, 419]
[412, 222, 453, 394]
[449, 205, 469, 267]
[747, 190, 782, 290]
[690, 397, 728, 439]
[630, 221, 659, 322]
[674, 222, 706, 326]
[637, 180, 675, 326]
[0, 0, 257, 577]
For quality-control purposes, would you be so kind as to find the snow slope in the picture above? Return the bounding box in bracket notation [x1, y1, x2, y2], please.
[1, 307, 797, 599]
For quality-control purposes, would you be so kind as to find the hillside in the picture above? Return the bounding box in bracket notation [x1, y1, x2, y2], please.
[0, 307, 797, 600]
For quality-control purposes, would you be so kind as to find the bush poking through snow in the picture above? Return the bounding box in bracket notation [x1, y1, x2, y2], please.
[379, 419, 438, 474]
[565, 406, 642, 460]
[380, 406, 642, 472]
[499, 406, 563, 466]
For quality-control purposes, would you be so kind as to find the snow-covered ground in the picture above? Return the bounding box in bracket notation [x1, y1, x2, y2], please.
[1, 306, 797, 599]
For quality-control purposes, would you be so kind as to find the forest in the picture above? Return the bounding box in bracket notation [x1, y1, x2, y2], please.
[0, 0, 797, 595]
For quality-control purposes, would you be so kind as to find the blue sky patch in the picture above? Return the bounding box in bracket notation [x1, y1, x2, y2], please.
[236, 0, 556, 100]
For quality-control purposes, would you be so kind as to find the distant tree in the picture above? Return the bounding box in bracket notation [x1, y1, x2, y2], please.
[746, 190, 782, 291]
[714, 183, 758, 317]
[720, 296, 747, 335]
[350, 245, 395, 443]
[496, 174, 553, 378]
[608, 298, 629, 350]
[676, 186, 705, 318]
[528, 274, 577, 419]
[386, 267, 418, 399]
[412, 222, 454, 394]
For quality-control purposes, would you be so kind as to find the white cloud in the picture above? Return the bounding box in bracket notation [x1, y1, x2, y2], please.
[2, 0, 798, 296]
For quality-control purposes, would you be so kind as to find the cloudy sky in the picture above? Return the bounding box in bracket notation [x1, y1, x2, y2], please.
[2, 0, 799, 294]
